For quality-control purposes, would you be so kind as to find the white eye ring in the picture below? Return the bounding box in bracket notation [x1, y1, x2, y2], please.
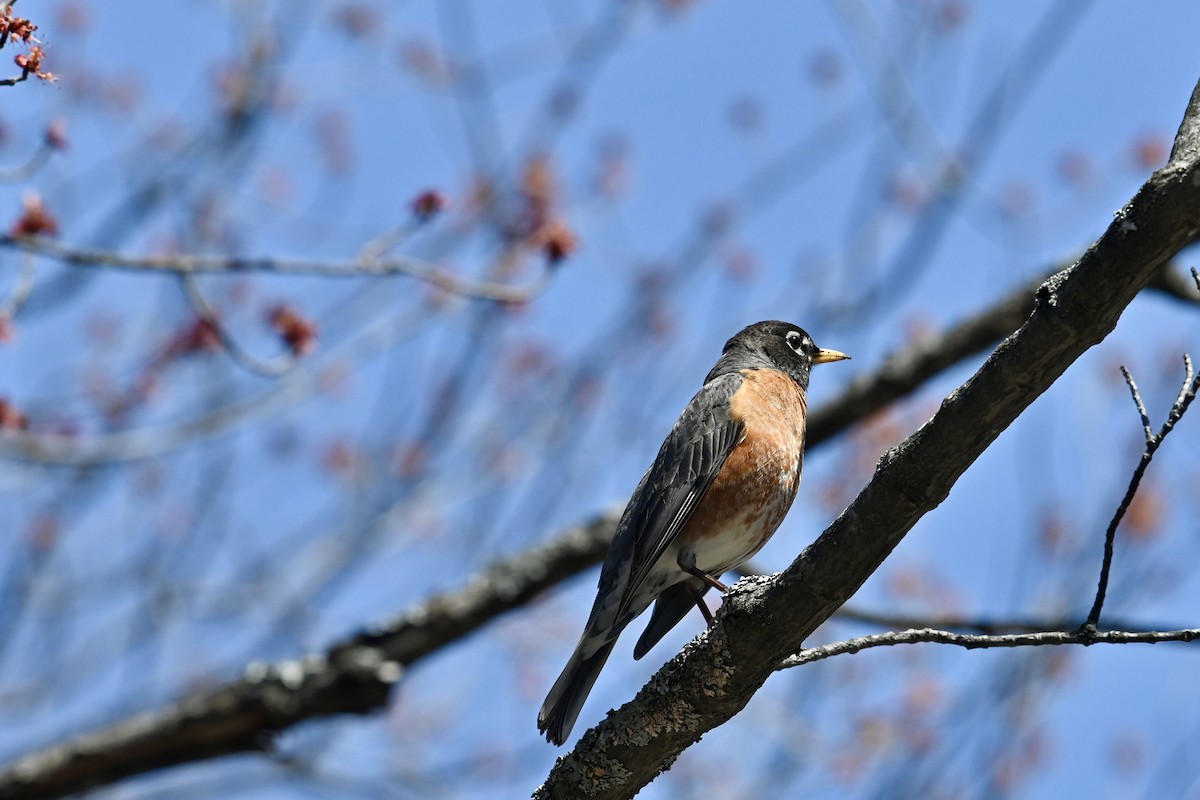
[786, 331, 804, 351]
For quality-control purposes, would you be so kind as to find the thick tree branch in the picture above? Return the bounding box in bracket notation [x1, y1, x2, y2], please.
[806, 260, 1198, 445]
[533, 77, 1200, 800]
[0, 511, 618, 800]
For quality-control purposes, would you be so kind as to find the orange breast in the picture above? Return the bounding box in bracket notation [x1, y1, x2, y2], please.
[678, 368, 807, 574]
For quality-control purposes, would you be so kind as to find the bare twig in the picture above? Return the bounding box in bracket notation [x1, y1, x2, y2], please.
[0, 142, 51, 181]
[0, 234, 557, 303]
[1122, 366, 1154, 440]
[180, 273, 299, 378]
[830, 605, 1184, 636]
[1084, 356, 1200, 630]
[0, 251, 35, 318]
[782, 626, 1200, 669]
[357, 219, 425, 264]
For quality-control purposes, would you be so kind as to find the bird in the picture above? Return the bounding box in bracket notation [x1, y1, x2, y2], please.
[538, 320, 849, 746]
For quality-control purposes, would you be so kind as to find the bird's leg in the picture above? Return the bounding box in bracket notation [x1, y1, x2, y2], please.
[683, 581, 716, 628]
[677, 550, 729, 593]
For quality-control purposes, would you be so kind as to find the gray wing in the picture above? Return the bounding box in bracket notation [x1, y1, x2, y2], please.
[584, 371, 746, 640]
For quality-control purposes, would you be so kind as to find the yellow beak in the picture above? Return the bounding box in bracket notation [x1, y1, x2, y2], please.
[812, 347, 850, 365]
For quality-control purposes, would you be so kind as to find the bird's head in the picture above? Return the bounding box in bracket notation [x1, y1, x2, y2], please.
[708, 320, 849, 389]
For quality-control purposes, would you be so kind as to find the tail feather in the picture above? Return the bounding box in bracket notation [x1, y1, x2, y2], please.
[633, 580, 708, 660]
[538, 639, 617, 746]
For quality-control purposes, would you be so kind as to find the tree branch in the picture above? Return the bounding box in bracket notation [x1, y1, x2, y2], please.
[1083, 355, 1200, 629]
[829, 606, 1189, 637]
[0, 511, 619, 800]
[802, 260, 1197, 445]
[178, 272, 301, 378]
[533, 77, 1200, 800]
[0, 234, 557, 304]
[782, 626, 1200, 669]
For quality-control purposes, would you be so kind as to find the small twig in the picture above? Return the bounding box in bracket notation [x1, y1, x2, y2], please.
[180, 274, 299, 378]
[1168, 356, 1198, 427]
[357, 220, 422, 264]
[0, 142, 50, 182]
[1120, 366, 1154, 441]
[1084, 356, 1200, 630]
[781, 626, 1200, 669]
[829, 606, 1185, 637]
[0, 251, 36, 317]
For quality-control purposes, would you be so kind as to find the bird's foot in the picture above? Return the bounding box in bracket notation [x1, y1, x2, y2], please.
[677, 550, 729, 594]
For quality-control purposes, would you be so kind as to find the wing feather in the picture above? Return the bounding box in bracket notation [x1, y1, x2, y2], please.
[586, 372, 745, 638]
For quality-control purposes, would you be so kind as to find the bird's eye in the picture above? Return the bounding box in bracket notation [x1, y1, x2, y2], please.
[786, 331, 805, 352]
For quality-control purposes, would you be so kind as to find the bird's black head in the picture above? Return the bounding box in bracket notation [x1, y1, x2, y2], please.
[705, 320, 849, 389]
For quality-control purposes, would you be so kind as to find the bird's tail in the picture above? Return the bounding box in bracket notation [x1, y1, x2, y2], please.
[537, 638, 617, 746]
[633, 580, 707, 660]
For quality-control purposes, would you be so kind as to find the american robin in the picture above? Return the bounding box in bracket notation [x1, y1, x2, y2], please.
[538, 320, 849, 745]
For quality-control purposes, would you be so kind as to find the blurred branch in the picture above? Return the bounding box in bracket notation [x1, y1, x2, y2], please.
[0, 234, 558, 303]
[802, 259, 1198, 444]
[533, 77, 1200, 800]
[0, 382, 302, 465]
[821, 0, 1089, 325]
[0, 510, 619, 800]
[180, 273, 301, 378]
[3, 257, 1194, 468]
[1149, 260, 1200, 301]
[782, 626, 1200, 668]
[0, 142, 52, 181]
[0, 252, 35, 319]
[1083, 354, 1200, 630]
